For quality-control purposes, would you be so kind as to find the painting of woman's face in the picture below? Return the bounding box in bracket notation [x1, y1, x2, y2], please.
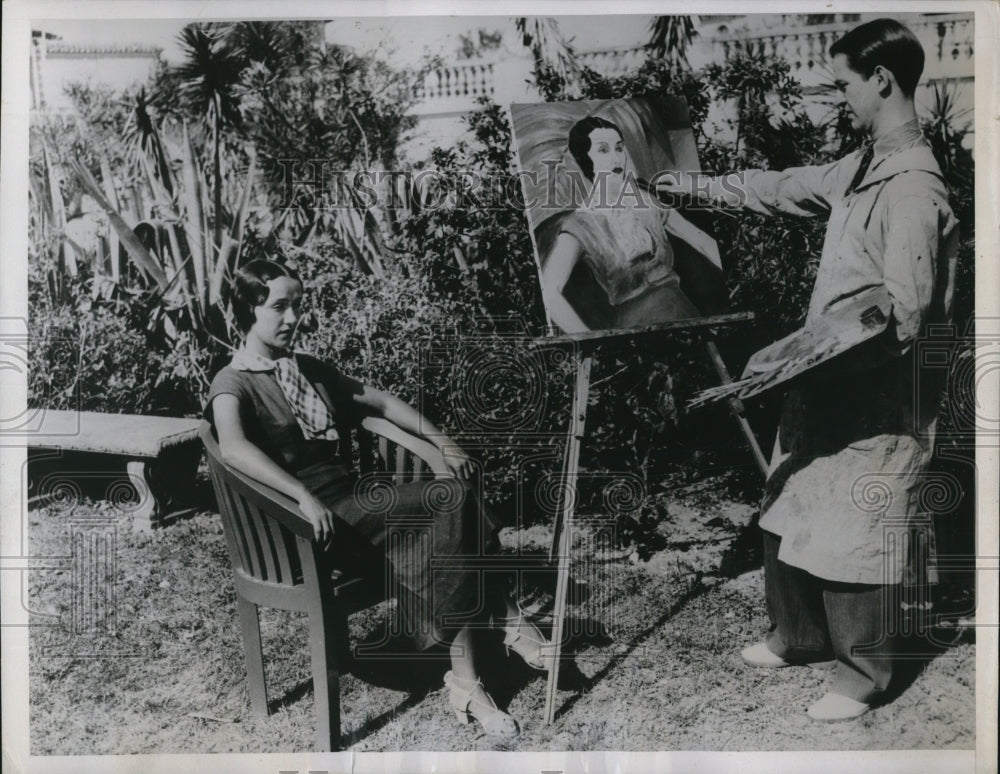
[586, 127, 627, 180]
[510, 95, 728, 335]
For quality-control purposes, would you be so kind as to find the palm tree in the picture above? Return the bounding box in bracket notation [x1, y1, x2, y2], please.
[647, 15, 697, 70]
[171, 23, 246, 256]
[514, 17, 582, 91]
[125, 86, 173, 196]
[229, 21, 296, 73]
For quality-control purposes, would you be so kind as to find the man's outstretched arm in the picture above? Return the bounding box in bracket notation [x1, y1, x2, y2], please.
[658, 158, 843, 218]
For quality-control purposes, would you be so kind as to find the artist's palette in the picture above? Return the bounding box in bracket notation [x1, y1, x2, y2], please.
[689, 286, 893, 408]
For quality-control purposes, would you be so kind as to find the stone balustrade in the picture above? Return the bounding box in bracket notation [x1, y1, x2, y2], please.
[578, 45, 649, 79]
[416, 60, 496, 106]
[709, 13, 974, 89]
[412, 13, 974, 118]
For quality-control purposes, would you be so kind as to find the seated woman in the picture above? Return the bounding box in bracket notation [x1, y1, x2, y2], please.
[542, 115, 719, 333]
[205, 259, 545, 739]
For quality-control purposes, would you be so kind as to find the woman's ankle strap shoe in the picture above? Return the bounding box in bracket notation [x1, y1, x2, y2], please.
[497, 606, 549, 671]
[444, 671, 519, 739]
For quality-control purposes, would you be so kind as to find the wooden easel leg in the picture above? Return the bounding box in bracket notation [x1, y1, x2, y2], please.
[541, 342, 761, 724]
[544, 355, 592, 724]
[705, 341, 769, 477]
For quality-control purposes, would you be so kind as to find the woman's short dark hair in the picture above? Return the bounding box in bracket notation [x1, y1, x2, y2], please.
[568, 116, 624, 181]
[232, 259, 301, 334]
[829, 18, 924, 98]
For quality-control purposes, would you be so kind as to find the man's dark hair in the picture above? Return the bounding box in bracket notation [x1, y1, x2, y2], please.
[829, 18, 925, 97]
[568, 115, 624, 181]
[232, 259, 301, 334]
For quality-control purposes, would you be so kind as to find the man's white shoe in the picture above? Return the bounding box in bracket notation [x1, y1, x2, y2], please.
[741, 642, 837, 670]
[740, 642, 790, 667]
[807, 692, 870, 722]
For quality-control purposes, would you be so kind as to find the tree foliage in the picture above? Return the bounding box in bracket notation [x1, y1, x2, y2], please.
[28, 19, 976, 528]
[29, 21, 426, 413]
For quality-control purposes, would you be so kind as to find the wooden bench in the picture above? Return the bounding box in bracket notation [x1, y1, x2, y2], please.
[27, 410, 202, 530]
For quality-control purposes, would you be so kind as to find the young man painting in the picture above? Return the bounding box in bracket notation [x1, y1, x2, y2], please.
[662, 18, 959, 721]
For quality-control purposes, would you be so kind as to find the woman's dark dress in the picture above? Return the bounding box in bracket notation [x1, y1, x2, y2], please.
[205, 354, 500, 650]
[559, 208, 699, 330]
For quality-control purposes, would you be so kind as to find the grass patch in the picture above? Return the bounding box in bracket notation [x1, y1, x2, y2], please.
[26, 478, 975, 753]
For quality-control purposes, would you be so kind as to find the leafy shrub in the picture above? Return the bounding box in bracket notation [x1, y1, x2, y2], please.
[290, 236, 571, 521]
[28, 249, 214, 416]
[30, 292, 162, 415]
[27, 27, 976, 534]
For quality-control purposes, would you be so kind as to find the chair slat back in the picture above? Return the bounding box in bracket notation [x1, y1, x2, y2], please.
[335, 416, 354, 471]
[247, 507, 279, 581]
[359, 416, 450, 484]
[201, 423, 307, 587]
[206, 460, 254, 576]
[200, 418, 450, 584]
[271, 520, 297, 582]
[393, 441, 407, 483]
[377, 436, 390, 476]
[364, 434, 418, 484]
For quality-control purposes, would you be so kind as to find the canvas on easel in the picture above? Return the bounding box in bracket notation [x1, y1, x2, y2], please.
[510, 95, 733, 336]
[510, 96, 764, 724]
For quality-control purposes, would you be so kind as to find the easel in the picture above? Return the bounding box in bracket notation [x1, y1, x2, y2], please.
[533, 312, 768, 724]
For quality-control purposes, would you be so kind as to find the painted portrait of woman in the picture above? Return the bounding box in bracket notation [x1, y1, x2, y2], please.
[511, 96, 726, 334]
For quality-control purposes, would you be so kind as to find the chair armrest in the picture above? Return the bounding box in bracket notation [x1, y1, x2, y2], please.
[360, 416, 452, 477]
[200, 421, 315, 541]
[225, 466, 317, 540]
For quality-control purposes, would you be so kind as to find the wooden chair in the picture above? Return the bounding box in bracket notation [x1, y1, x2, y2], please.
[199, 417, 450, 751]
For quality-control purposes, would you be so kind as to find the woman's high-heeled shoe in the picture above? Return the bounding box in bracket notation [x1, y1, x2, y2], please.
[443, 671, 519, 739]
[498, 605, 548, 671]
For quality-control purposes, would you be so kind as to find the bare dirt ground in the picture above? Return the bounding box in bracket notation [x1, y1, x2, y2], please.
[26, 475, 975, 754]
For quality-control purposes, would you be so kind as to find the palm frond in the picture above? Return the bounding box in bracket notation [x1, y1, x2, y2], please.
[647, 16, 697, 68]
[125, 88, 174, 196]
[68, 158, 170, 291]
[515, 17, 582, 86]
[174, 23, 246, 134]
[179, 121, 208, 308]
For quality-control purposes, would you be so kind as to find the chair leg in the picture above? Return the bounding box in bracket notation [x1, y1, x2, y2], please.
[335, 607, 353, 673]
[309, 605, 344, 752]
[236, 597, 268, 717]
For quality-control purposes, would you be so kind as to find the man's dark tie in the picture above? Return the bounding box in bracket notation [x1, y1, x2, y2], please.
[845, 144, 875, 197]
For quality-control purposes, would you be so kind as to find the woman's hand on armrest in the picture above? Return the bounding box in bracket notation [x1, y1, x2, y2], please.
[211, 393, 335, 542]
[296, 491, 336, 544]
[441, 445, 476, 480]
[352, 387, 477, 480]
